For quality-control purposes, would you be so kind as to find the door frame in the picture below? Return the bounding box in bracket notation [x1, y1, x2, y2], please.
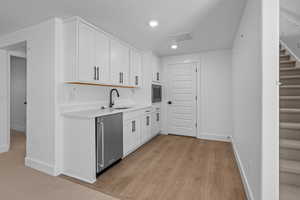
[9, 52, 27, 133]
[165, 61, 200, 138]
[0, 41, 27, 153]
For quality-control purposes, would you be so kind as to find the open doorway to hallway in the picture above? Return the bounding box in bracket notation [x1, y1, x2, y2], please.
[3, 42, 27, 160]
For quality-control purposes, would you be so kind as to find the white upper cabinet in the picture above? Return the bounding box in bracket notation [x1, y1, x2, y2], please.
[131, 49, 142, 87]
[63, 17, 142, 87]
[94, 30, 110, 83]
[110, 39, 130, 85]
[78, 22, 96, 82]
[152, 55, 161, 83]
[64, 18, 110, 83]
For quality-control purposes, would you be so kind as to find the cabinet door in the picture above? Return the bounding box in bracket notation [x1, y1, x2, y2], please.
[142, 114, 151, 142]
[152, 55, 161, 82]
[78, 23, 96, 82]
[110, 40, 130, 85]
[151, 112, 156, 137]
[156, 111, 161, 134]
[131, 118, 141, 148]
[95, 32, 110, 83]
[123, 120, 133, 156]
[131, 50, 142, 87]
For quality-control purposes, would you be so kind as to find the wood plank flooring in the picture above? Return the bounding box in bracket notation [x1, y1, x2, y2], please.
[61, 135, 246, 200]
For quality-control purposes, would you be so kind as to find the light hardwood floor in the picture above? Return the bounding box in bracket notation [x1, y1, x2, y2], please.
[62, 135, 246, 200]
[0, 130, 116, 200]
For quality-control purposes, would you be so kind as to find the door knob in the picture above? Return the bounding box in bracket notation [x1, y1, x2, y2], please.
[168, 101, 172, 105]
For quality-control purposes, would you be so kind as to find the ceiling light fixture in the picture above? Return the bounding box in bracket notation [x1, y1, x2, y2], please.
[171, 44, 178, 50]
[149, 20, 159, 28]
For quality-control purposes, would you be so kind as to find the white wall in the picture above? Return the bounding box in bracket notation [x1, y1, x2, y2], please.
[161, 49, 232, 141]
[232, 0, 279, 199]
[280, 13, 300, 60]
[280, 2, 300, 60]
[0, 50, 9, 153]
[10, 56, 26, 133]
[0, 18, 63, 175]
[232, 1, 262, 198]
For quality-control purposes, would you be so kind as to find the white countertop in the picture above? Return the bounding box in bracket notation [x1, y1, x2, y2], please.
[62, 105, 152, 119]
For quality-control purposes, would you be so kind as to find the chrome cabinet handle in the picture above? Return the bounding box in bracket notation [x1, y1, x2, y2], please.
[121, 72, 124, 84]
[94, 66, 97, 80]
[135, 76, 138, 86]
[96, 120, 100, 170]
[97, 67, 100, 80]
[132, 120, 136, 132]
[100, 121, 104, 168]
[119, 72, 122, 84]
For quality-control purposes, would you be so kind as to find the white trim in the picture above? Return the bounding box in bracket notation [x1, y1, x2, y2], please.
[197, 133, 231, 142]
[11, 123, 26, 133]
[232, 138, 254, 200]
[0, 144, 9, 153]
[9, 50, 26, 58]
[25, 157, 56, 176]
[62, 171, 96, 184]
[280, 40, 300, 62]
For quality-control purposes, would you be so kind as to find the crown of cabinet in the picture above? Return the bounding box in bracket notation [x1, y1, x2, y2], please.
[63, 17, 142, 88]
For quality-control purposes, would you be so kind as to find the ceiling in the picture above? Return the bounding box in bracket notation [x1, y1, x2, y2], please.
[0, 0, 246, 56]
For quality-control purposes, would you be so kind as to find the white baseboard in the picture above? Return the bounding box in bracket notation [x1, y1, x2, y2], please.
[62, 171, 96, 184]
[197, 133, 231, 142]
[231, 139, 254, 200]
[11, 122, 26, 133]
[0, 144, 9, 153]
[25, 157, 56, 176]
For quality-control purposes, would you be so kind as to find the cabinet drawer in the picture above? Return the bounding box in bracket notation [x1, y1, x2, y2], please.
[123, 108, 152, 121]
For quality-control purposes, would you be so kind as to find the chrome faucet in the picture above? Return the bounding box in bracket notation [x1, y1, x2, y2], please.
[109, 88, 120, 108]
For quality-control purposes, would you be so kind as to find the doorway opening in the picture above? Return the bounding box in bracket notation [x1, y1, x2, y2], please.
[3, 41, 27, 160]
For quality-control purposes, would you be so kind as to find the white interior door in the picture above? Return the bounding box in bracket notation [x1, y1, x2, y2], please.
[10, 56, 27, 133]
[166, 63, 197, 137]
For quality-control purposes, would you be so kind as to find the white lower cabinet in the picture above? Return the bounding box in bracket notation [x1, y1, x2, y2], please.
[123, 107, 159, 157]
[142, 113, 152, 143]
[123, 117, 141, 156]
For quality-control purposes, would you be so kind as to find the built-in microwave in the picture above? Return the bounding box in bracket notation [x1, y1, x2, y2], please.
[152, 84, 162, 103]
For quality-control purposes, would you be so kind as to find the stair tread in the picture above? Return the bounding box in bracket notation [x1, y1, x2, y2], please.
[280, 108, 300, 113]
[281, 75, 300, 79]
[280, 85, 300, 88]
[280, 67, 300, 71]
[281, 55, 290, 58]
[280, 96, 300, 100]
[280, 184, 300, 200]
[280, 122, 300, 129]
[280, 159, 300, 174]
[281, 60, 296, 64]
[280, 139, 300, 150]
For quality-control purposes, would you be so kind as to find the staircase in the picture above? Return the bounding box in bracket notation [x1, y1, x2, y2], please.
[280, 47, 300, 199]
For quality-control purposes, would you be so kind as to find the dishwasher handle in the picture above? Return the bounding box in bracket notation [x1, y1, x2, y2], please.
[100, 121, 105, 168]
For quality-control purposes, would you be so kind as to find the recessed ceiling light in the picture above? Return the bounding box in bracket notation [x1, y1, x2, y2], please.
[149, 20, 159, 28]
[171, 44, 178, 49]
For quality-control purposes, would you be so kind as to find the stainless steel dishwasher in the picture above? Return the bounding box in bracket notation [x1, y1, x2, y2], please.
[96, 113, 123, 175]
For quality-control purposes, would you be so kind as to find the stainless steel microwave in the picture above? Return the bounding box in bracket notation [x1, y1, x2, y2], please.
[152, 84, 162, 103]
